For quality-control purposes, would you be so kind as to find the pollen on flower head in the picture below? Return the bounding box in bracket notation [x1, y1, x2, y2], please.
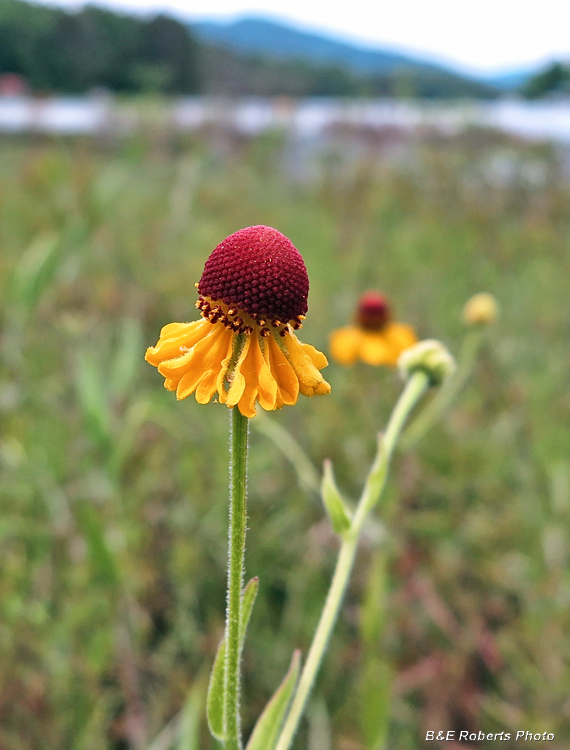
[197, 226, 309, 330]
[356, 291, 391, 330]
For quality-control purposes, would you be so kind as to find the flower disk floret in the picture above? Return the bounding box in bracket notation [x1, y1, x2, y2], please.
[145, 226, 331, 418]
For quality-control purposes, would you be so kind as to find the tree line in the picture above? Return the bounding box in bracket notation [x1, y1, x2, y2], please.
[0, 0, 200, 94]
[1, 0, 566, 99]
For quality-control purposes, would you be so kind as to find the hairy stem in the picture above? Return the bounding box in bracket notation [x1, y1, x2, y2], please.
[400, 329, 483, 449]
[275, 371, 430, 750]
[224, 407, 249, 750]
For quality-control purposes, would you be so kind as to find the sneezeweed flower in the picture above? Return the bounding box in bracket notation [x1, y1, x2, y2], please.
[145, 225, 331, 418]
[329, 291, 417, 366]
[462, 292, 499, 326]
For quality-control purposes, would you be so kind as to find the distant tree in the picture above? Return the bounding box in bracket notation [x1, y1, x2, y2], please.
[0, 0, 202, 94]
[139, 15, 201, 93]
[522, 62, 570, 99]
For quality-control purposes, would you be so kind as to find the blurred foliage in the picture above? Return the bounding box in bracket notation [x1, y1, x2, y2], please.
[521, 61, 570, 99]
[0, 123, 569, 750]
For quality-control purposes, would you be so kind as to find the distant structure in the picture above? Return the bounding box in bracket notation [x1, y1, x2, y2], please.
[0, 74, 28, 97]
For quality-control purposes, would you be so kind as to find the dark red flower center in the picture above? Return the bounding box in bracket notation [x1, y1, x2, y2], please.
[356, 292, 391, 330]
[197, 226, 309, 331]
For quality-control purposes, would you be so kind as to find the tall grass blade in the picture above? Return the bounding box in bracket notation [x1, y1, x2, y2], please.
[245, 650, 301, 750]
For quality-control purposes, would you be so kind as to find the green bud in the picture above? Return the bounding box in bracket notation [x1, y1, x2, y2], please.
[398, 339, 455, 386]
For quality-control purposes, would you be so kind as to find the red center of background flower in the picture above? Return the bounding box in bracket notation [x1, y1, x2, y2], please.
[356, 291, 391, 330]
[198, 226, 309, 324]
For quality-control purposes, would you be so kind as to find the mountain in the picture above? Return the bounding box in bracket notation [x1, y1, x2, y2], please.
[191, 17, 500, 98]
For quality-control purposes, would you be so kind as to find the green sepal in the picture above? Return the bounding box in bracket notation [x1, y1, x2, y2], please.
[321, 459, 352, 534]
[206, 577, 259, 742]
[245, 650, 301, 750]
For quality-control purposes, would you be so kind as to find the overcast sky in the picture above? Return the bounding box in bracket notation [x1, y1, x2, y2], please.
[38, 0, 570, 75]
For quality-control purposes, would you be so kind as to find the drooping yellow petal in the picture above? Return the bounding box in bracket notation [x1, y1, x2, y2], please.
[225, 336, 252, 408]
[329, 326, 363, 365]
[195, 327, 235, 404]
[172, 324, 231, 400]
[299, 341, 328, 369]
[282, 330, 330, 397]
[267, 334, 299, 406]
[145, 319, 211, 366]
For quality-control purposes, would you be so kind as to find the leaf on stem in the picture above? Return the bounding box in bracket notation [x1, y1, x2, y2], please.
[207, 577, 259, 742]
[240, 576, 259, 652]
[321, 459, 352, 535]
[245, 650, 301, 750]
[206, 636, 226, 741]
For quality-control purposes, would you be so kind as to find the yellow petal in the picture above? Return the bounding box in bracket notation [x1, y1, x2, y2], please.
[359, 331, 394, 366]
[299, 341, 328, 369]
[172, 324, 231, 400]
[267, 334, 299, 406]
[384, 323, 418, 354]
[250, 337, 279, 411]
[146, 319, 212, 366]
[329, 326, 363, 365]
[226, 337, 252, 408]
[282, 331, 329, 397]
[195, 328, 235, 404]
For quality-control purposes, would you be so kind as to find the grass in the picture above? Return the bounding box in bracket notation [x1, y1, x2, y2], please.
[1, 126, 569, 749]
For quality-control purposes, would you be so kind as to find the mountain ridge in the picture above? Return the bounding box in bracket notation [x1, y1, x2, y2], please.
[191, 16, 531, 94]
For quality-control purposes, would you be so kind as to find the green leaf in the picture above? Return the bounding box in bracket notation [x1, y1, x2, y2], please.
[206, 636, 226, 742]
[10, 233, 61, 313]
[245, 650, 301, 750]
[110, 318, 144, 402]
[321, 459, 352, 534]
[240, 576, 259, 653]
[177, 676, 206, 750]
[207, 577, 259, 742]
[75, 502, 119, 590]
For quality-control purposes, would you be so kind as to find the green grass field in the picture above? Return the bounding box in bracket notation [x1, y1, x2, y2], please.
[1, 127, 569, 749]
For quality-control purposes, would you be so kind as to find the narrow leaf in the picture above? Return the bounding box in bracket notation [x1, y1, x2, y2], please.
[246, 650, 301, 750]
[240, 576, 259, 653]
[207, 577, 258, 742]
[177, 676, 206, 750]
[321, 459, 352, 534]
[206, 637, 226, 742]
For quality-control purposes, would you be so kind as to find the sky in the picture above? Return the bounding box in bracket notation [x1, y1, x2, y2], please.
[37, 0, 570, 76]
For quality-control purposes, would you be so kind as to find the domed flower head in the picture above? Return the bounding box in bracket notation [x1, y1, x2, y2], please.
[145, 226, 331, 418]
[329, 291, 417, 366]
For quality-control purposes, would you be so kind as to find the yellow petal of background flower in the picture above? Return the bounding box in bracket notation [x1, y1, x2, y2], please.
[359, 331, 393, 365]
[329, 326, 363, 365]
[384, 323, 418, 353]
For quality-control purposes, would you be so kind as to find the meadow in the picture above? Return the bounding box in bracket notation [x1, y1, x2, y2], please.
[1, 124, 569, 749]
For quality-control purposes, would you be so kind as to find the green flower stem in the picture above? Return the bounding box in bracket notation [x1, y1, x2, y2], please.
[400, 329, 483, 450]
[225, 407, 249, 750]
[275, 370, 430, 750]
